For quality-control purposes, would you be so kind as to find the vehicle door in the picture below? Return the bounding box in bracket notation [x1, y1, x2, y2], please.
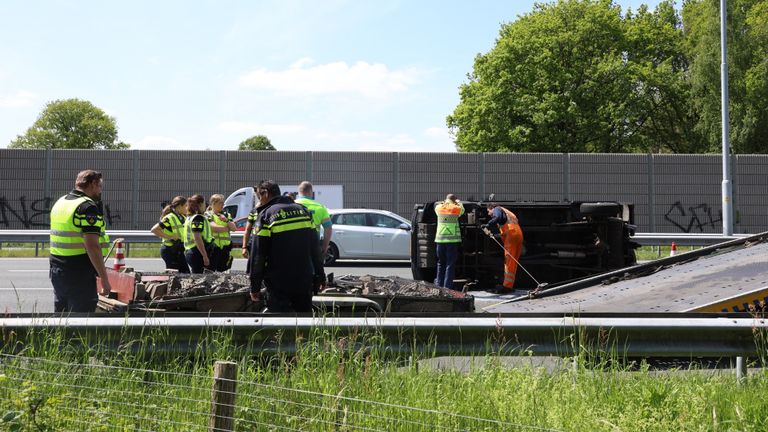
[367, 213, 410, 259]
[331, 213, 373, 257]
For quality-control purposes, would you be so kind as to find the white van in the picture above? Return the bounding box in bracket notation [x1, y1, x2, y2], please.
[223, 185, 344, 221]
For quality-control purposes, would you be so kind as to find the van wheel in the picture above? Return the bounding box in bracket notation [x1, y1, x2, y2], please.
[579, 202, 622, 218]
[324, 243, 339, 266]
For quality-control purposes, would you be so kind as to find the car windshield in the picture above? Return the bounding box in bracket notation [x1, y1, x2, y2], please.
[334, 213, 367, 226]
[368, 213, 402, 229]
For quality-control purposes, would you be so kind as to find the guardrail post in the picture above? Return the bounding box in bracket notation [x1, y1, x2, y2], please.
[35, 242, 39, 257]
[209, 360, 238, 432]
[736, 356, 746, 383]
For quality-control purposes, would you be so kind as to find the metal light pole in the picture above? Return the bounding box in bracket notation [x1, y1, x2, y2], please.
[721, 0, 733, 235]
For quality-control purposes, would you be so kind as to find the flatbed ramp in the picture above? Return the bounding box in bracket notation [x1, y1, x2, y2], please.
[484, 232, 768, 313]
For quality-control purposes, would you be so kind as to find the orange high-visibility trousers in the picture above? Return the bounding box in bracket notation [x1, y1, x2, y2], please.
[500, 223, 524, 289]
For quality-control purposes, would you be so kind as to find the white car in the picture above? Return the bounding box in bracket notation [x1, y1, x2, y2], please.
[325, 209, 411, 265]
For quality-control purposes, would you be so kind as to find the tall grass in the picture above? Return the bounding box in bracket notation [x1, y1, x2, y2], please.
[2, 325, 768, 431]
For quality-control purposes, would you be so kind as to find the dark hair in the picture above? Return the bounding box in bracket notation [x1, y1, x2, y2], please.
[256, 180, 280, 198]
[186, 194, 205, 215]
[161, 196, 187, 217]
[75, 170, 102, 188]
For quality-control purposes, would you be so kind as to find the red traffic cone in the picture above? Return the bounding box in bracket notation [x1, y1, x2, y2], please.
[112, 241, 126, 271]
[669, 242, 677, 257]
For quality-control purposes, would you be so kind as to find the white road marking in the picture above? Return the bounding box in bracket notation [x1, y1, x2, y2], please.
[0, 288, 51, 291]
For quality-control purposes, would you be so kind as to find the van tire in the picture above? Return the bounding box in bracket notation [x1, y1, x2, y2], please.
[579, 202, 622, 217]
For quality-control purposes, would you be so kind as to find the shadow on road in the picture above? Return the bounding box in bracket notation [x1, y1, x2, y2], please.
[326, 260, 411, 268]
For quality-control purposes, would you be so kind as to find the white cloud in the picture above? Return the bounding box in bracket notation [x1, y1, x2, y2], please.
[129, 136, 190, 150]
[238, 58, 423, 99]
[424, 126, 449, 140]
[218, 121, 307, 136]
[0, 91, 37, 108]
[216, 120, 454, 152]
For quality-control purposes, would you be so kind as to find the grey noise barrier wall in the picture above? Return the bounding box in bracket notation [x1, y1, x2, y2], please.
[1, 149, 766, 234]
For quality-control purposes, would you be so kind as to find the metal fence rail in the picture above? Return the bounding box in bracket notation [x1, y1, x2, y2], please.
[0, 230, 750, 246]
[1, 315, 765, 358]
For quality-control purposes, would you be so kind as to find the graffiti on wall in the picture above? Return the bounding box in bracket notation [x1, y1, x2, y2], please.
[663, 201, 739, 233]
[0, 196, 123, 228]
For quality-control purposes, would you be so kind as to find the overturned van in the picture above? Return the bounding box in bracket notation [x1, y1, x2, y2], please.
[411, 201, 638, 290]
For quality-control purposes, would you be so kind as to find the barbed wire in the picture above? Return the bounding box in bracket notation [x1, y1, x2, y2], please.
[1, 365, 443, 431]
[1, 353, 563, 432]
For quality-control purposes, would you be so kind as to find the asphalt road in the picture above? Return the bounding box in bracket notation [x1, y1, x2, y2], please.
[0, 258, 413, 313]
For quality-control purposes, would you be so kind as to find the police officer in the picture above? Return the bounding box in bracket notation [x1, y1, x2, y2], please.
[249, 180, 326, 313]
[206, 194, 236, 271]
[182, 194, 213, 273]
[295, 181, 333, 255]
[49, 170, 112, 312]
[150, 195, 189, 273]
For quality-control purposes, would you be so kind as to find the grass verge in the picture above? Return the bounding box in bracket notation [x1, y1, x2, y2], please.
[1, 325, 767, 431]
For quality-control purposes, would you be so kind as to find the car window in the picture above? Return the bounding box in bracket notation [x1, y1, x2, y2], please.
[368, 213, 402, 229]
[334, 213, 367, 226]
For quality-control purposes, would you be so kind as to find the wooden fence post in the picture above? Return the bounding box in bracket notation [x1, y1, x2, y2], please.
[209, 361, 238, 432]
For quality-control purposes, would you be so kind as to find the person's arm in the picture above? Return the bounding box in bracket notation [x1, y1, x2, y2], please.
[193, 231, 210, 267]
[310, 230, 326, 293]
[151, 223, 177, 240]
[249, 229, 271, 302]
[321, 224, 332, 255]
[210, 224, 229, 233]
[242, 221, 254, 258]
[83, 233, 112, 296]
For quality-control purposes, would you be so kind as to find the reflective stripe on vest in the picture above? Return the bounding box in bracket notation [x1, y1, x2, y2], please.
[434, 202, 463, 243]
[257, 215, 314, 237]
[160, 212, 184, 247]
[50, 195, 110, 256]
[183, 215, 213, 250]
[206, 211, 232, 248]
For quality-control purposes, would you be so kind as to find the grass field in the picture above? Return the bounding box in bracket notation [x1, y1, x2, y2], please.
[1, 328, 767, 431]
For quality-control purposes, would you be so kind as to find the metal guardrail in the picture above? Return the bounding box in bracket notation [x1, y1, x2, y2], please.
[0, 230, 750, 246]
[631, 233, 751, 246]
[1, 315, 765, 358]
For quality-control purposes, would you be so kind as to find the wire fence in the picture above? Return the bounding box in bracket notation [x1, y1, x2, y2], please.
[0, 353, 559, 432]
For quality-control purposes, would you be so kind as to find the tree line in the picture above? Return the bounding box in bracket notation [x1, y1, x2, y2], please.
[448, 0, 768, 154]
[8, 1, 766, 154]
[7, 99, 275, 151]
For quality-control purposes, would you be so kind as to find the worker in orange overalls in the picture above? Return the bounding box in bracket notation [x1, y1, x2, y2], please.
[483, 203, 524, 294]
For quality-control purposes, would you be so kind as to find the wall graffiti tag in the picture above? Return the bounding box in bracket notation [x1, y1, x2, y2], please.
[664, 201, 729, 233]
[0, 196, 51, 228]
[0, 195, 123, 228]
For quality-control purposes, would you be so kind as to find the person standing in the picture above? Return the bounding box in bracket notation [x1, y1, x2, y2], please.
[182, 194, 213, 273]
[49, 170, 112, 312]
[249, 180, 326, 313]
[433, 194, 464, 289]
[295, 181, 333, 255]
[483, 203, 524, 293]
[206, 194, 237, 271]
[150, 196, 189, 273]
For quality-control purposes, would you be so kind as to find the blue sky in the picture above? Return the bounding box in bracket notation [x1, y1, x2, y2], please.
[0, 0, 663, 152]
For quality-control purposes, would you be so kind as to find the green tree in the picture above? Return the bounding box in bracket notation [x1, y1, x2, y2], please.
[237, 135, 275, 151]
[683, 0, 768, 154]
[447, 0, 699, 153]
[9, 98, 129, 149]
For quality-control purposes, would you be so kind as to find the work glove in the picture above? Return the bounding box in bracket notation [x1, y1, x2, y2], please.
[481, 226, 492, 236]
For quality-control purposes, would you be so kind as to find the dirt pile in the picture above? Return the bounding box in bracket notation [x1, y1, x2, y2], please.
[167, 273, 251, 297]
[328, 275, 462, 298]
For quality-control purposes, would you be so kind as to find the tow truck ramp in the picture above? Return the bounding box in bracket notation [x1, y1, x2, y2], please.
[485, 231, 768, 314]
